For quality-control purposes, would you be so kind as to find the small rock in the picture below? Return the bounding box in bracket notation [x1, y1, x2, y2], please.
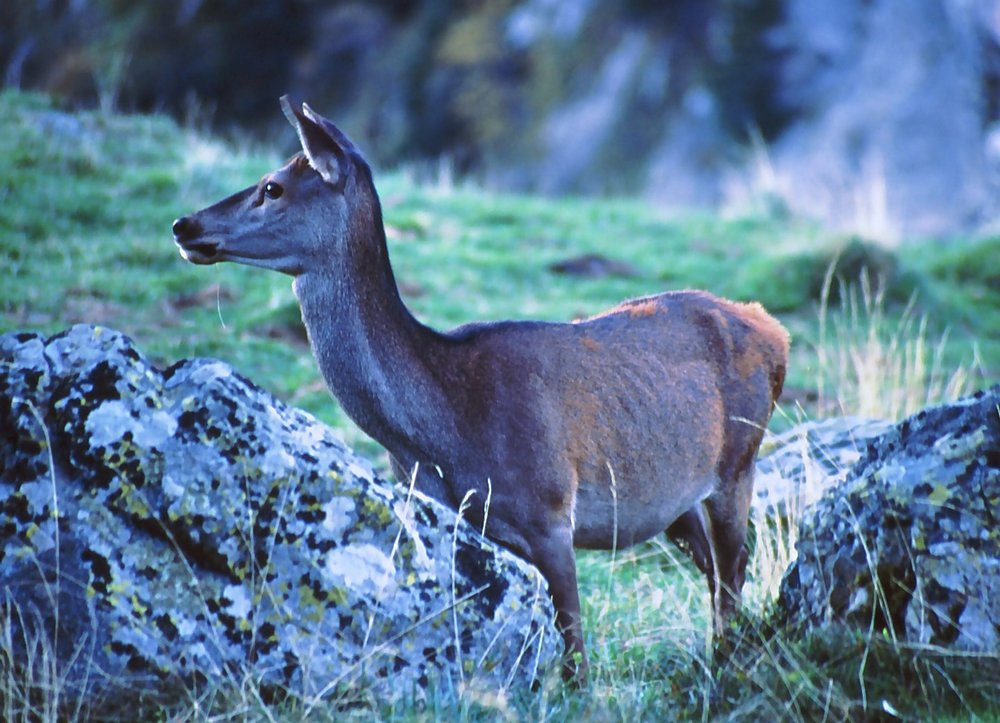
[547, 253, 639, 279]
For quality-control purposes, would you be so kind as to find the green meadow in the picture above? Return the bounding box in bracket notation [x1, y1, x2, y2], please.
[2, 90, 998, 720]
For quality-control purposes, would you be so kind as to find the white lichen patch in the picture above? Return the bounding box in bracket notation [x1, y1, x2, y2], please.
[325, 543, 397, 595]
[259, 445, 297, 477]
[17, 478, 57, 516]
[223, 583, 253, 619]
[87, 400, 177, 448]
[179, 360, 232, 387]
[322, 496, 356, 536]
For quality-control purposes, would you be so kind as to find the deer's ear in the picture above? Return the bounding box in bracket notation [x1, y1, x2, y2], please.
[280, 95, 344, 186]
[302, 103, 361, 154]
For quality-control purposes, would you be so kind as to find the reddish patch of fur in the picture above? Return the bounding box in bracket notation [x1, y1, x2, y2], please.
[624, 299, 660, 318]
[585, 295, 663, 322]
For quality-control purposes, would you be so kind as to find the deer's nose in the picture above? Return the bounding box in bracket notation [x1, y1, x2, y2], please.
[172, 216, 201, 241]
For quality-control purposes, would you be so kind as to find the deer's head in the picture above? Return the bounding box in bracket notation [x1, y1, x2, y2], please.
[172, 97, 376, 276]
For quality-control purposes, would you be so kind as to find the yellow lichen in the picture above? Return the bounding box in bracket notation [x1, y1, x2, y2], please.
[928, 484, 951, 505]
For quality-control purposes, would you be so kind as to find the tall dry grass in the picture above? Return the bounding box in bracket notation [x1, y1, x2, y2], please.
[813, 261, 979, 421]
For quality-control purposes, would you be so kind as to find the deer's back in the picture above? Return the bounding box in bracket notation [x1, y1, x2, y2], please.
[446, 290, 788, 428]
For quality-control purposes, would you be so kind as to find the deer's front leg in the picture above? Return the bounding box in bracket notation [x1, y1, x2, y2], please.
[529, 522, 588, 685]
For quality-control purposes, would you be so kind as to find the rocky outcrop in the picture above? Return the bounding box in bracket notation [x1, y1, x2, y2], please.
[0, 325, 559, 708]
[776, 385, 1000, 651]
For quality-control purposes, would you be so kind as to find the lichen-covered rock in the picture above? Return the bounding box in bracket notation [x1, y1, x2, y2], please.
[776, 386, 1000, 651]
[753, 417, 895, 521]
[0, 325, 559, 707]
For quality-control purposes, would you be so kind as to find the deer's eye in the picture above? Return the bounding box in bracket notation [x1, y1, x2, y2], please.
[264, 181, 284, 200]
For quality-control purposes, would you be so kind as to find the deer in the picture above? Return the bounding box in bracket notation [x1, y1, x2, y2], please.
[172, 97, 789, 685]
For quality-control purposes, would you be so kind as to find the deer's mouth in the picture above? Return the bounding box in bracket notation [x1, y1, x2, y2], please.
[176, 240, 221, 264]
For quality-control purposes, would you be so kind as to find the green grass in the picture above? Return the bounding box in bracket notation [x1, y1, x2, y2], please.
[2, 90, 999, 720]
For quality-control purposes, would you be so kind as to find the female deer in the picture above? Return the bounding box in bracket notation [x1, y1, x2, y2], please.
[172, 98, 789, 684]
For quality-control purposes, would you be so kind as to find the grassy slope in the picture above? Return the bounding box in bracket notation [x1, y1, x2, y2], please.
[3, 91, 996, 428]
[2, 91, 999, 720]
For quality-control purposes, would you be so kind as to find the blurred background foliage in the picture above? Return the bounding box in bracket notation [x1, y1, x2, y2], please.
[5, 0, 769, 163]
[4, 0, 999, 238]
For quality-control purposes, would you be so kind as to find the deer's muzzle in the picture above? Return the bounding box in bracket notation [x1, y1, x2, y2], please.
[172, 216, 220, 263]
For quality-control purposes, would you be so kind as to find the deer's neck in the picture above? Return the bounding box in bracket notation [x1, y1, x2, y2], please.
[292, 228, 455, 467]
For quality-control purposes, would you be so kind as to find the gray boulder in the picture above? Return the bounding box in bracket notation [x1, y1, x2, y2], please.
[0, 325, 559, 709]
[753, 416, 895, 521]
[776, 385, 1000, 651]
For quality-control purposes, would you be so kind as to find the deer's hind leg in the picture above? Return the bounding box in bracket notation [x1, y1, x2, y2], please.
[666, 505, 730, 628]
[666, 473, 754, 634]
[701, 465, 755, 632]
[666, 507, 713, 578]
